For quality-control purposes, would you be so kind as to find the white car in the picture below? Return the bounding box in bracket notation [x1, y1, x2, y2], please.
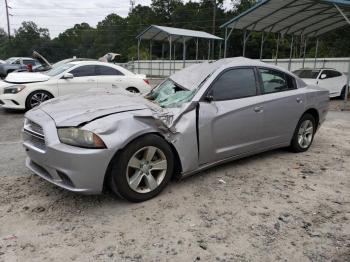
[0, 61, 151, 110]
[293, 68, 349, 98]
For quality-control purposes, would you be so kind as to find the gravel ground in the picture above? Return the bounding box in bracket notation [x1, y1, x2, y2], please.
[0, 104, 349, 262]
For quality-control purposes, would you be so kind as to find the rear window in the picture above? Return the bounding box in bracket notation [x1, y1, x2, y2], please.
[293, 70, 320, 79]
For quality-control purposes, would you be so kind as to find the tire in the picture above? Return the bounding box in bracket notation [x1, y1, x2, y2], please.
[340, 86, 349, 100]
[126, 87, 140, 94]
[25, 90, 53, 110]
[290, 113, 316, 153]
[108, 134, 174, 202]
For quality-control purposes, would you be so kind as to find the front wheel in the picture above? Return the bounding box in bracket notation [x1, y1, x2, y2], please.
[290, 114, 316, 153]
[25, 91, 53, 110]
[108, 134, 174, 202]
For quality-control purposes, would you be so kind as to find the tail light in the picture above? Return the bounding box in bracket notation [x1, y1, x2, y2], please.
[143, 79, 150, 85]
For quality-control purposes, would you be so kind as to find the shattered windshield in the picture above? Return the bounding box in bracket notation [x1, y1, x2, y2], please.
[147, 79, 196, 108]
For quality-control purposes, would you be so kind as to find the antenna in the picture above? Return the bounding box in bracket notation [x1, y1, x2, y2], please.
[130, 0, 135, 12]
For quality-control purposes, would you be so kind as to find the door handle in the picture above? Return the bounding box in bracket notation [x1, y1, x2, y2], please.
[254, 106, 264, 113]
[296, 97, 303, 104]
[87, 79, 95, 82]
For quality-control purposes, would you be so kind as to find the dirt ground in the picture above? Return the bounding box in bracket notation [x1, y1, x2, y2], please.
[0, 106, 349, 261]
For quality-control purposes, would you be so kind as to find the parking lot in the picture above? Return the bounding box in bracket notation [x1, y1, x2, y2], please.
[0, 101, 349, 262]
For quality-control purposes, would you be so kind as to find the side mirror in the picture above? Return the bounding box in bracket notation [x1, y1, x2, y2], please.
[62, 73, 74, 79]
[320, 74, 327, 79]
[205, 94, 214, 103]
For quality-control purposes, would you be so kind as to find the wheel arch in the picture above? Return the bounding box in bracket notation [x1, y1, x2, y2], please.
[103, 132, 183, 191]
[303, 108, 319, 127]
[25, 89, 55, 110]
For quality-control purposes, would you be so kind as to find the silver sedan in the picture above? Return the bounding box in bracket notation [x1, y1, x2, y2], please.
[23, 57, 330, 202]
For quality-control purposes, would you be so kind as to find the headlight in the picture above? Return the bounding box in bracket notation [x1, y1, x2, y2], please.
[57, 128, 106, 149]
[3, 85, 26, 94]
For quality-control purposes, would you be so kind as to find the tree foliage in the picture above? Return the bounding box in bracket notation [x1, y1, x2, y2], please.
[0, 0, 348, 63]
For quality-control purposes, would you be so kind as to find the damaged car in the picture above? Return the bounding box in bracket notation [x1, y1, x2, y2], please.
[0, 51, 51, 78]
[23, 57, 329, 202]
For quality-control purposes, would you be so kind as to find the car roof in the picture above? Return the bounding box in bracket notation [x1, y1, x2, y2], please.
[170, 57, 295, 91]
[9, 57, 35, 60]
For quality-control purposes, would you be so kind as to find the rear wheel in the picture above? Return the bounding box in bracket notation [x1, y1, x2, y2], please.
[108, 134, 174, 202]
[290, 114, 316, 153]
[25, 90, 53, 110]
[340, 86, 349, 99]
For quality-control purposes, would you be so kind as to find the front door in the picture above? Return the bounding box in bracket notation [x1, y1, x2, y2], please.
[198, 67, 265, 165]
[58, 65, 97, 96]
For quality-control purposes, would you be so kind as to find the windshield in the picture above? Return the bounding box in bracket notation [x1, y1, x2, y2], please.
[293, 69, 320, 79]
[5, 58, 18, 64]
[147, 79, 196, 108]
[45, 63, 75, 77]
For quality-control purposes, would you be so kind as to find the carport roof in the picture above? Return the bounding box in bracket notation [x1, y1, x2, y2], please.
[136, 25, 223, 42]
[220, 0, 350, 37]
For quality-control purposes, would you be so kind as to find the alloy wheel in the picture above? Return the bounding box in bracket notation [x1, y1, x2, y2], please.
[30, 92, 51, 108]
[297, 120, 314, 149]
[126, 146, 168, 193]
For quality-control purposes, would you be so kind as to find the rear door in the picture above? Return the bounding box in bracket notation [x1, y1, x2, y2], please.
[95, 65, 126, 89]
[198, 67, 265, 165]
[57, 65, 98, 96]
[257, 68, 306, 146]
[318, 70, 344, 97]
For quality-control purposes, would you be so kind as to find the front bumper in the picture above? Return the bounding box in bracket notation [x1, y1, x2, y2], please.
[0, 94, 26, 110]
[23, 109, 114, 194]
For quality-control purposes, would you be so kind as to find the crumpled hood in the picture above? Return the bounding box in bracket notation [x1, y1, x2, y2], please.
[37, 90, 162, 127]
[5, 72, 50, 84]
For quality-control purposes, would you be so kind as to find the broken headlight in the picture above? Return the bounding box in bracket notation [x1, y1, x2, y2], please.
[57, 128, 106, 149]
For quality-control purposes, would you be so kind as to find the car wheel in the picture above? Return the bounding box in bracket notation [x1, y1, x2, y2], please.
[25, 90, 53, 110]
[109, 134, 174, 202]
[340, 86, 349, 99]
[290, 113, 316, 153]
[126, 87, 140, 94]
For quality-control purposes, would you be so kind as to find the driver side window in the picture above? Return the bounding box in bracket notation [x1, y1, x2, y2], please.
[69, 65, 96, 77]
[209, 68, 257, 101]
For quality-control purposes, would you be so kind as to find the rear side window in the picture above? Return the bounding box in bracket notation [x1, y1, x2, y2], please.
[95, 65, 124, 76]
[259, 68, 296, 94]
[69, 65, 96, 77]
[209, 68, 257, 101]
[322, 70, 342, 79]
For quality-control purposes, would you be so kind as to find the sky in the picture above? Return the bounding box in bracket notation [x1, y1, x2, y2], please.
[0, 0, 231, 38]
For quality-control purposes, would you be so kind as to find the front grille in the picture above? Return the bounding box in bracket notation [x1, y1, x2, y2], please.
[23, 119, 46, 151]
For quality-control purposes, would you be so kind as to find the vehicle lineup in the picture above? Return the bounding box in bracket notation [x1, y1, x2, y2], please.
[21, 57, 330, 202]
[293, 68, 349, 98]
[0, 61, 151, 110]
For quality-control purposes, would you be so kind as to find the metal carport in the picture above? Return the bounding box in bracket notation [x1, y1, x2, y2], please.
[220, 0, 350, 105]
[136, 25, 223, 74]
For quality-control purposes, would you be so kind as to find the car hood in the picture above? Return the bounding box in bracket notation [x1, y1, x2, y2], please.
[5, 72, 50, 84]
[32, 51, 51, 68]
[37, 90, 163, 127]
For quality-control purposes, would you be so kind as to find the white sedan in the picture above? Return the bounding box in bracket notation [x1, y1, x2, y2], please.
[0, 61, 151, 110]
[293, 68, 349, 98]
